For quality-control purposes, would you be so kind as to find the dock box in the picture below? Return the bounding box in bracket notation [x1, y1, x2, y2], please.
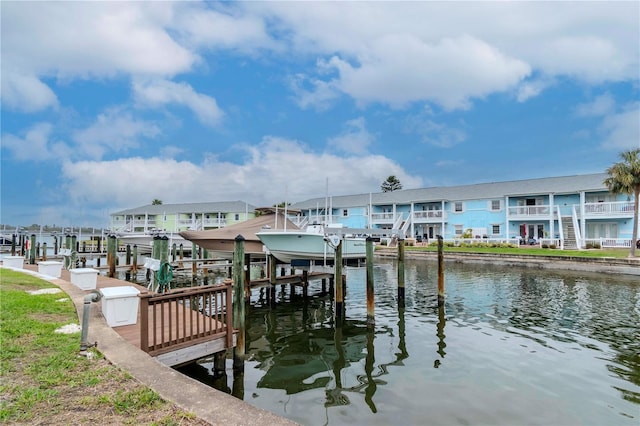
[70, 268, 99, 290]
[100, 286, 140, 327]
[3, 256, 24, 269]
[38, 261, 63, 278]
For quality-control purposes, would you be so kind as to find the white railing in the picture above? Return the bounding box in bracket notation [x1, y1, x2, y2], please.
[508, 205, 551, 217]
[584, 201, 635, 216]
[556, 205, 565, 250]
[371, 212, 397, 222]
[584, 238, 633, 248]
[571, 205, 583, 248]
[412, 210, 445, 221]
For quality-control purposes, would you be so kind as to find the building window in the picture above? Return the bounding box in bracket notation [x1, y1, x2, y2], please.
[234, 214, 240, 220]
[454, 224, 463, 235]
[492, 224, 500, 235]
[454, 202, 463, 213]
[491, 200, 501, 211]
[342, 209, 348, 217]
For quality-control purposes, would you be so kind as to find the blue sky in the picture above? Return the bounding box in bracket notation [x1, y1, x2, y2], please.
[1, 1, 639, 229]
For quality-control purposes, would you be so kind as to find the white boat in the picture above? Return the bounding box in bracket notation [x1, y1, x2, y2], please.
[256, 224, 367, 264]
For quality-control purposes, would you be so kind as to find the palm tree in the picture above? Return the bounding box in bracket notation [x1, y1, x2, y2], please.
[381, 175, 402, 192]
[603, 148, 640, 257]
[151, 199, 163, 205]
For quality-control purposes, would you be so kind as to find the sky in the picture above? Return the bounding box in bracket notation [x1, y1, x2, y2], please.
[1, 1, 639, 229]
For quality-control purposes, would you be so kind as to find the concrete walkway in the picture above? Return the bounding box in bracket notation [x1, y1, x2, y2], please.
[10, 263, 297, 426]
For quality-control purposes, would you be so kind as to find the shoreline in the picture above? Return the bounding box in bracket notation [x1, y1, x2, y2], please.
[375, 248, 640, 276]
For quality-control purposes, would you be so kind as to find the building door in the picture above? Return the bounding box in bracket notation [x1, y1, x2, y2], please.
[527, 224, 544, 240]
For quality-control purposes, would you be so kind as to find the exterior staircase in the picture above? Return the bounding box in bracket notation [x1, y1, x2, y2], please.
[562, 218, 578, 249]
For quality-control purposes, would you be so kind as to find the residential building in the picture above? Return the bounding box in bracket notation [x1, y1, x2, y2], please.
[290, 173, 637, 249]
[110, 201, 257, 234]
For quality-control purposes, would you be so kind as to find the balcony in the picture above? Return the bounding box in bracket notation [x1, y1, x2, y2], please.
[584, 201, 635, 218]
[412, 210, 445, 223]
[508, 205, 551, 218]
[371, 212, 398, 225]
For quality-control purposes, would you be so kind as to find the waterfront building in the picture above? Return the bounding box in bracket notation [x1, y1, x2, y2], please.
[290, 173, 638, 249]
[110, 201, 257, 234]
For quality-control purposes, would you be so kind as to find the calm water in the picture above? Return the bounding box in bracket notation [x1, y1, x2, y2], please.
[179, 259, 640, 425]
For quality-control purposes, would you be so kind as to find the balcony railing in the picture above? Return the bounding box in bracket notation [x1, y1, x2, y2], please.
[371, 212, 398, 223]
[412, 210, 445, 222]
[584, 201, 635, 216]
[508, 205, 551, 217]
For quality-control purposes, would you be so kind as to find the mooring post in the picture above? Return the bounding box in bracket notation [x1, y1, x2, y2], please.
[125, 244, 131, 266]
[71, 235, 78, 255]
[334, 240, 344, 320]
[233, 235, 246, 371]
[172, 243, 177, 262]
[29, 234, 36, 264]
[42, 242, 47, 261]
[269, 254, 277, 304]
[178, 243, 184, 268]
[244, 253, 251, 301]
[214, 351, 227, 377]
[302, 270, 308, 298]
[437, 235, 445, 307]
[53, 235, 58, 255]
[11, 234, 16, 256]
[366, 237, 375, 327]
[107, 234, 117, 278]
[132, 245, 138, 274]
[397, 237, 405, 307]
[191, 243, 197, 278]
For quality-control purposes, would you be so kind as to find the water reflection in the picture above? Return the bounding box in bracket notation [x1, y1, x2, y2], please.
[179, 259, 640, 425]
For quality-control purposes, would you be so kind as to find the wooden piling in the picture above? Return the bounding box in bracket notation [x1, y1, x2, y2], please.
[125, 244, 132, 266]
[42, 242, 47, 261]
[191, 243, 197, 278]
[366, 237, 375, 327]
[132, 245, 138, 274]
[178, 244, 184, 268]
[334, 239, 344, 320]
[269, 254, 277, 304]
[29, 234, 36, 264]
[233, 235, 246, 370]
[244, 253, 251, 301]
[107, 235, 117, 278]
[437, 235, 445, 307]
[11, 234, 16, 256]
[214, 351, 227, 376]
[397, 238, 405, 307]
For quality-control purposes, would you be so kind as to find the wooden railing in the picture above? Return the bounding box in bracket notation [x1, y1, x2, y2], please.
[139, 283, 233, 357]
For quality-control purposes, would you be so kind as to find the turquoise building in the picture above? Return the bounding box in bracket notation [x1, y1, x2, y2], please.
[290, 173, 638, 250]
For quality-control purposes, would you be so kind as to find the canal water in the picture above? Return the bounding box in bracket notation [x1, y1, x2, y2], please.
[179, 258, 640, 425]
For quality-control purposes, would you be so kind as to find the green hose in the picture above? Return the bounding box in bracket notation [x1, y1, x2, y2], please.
[156, 261, 174, 293]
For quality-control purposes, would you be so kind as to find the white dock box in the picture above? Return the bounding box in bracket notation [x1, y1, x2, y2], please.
[70, 268, 99, 290]
[38, 261, 63, 278]
[3, 256, 24, 269]
[100, 286, 140, 327]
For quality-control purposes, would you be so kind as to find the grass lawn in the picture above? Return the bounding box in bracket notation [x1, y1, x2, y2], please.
[0, 269, 207, 425]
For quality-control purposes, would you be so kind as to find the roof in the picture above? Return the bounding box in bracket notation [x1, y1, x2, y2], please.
[179, 212, 300, 243]
[290, 173, 610, 209]
[112, 201, 256, 216]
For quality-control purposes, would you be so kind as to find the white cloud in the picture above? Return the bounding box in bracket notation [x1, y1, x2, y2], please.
[516, 78, 554, 103]
[1, 123, 70, 161]
[2, 2, 196, 79]
[59, 137, 423, 211]
[327, 117, 374, 155]
[132, 79, 224, 126]
[72, 108, 161, 159]
[1, 73, 58, 113]
[255, 2, 637, 108]
[575, 93, 616, 117]
[325, 34, 530, 110]
[599, 104, 640, 150]
[403, 116, 467, 148]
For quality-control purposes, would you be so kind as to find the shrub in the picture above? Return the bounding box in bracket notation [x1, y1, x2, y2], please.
[549, 244, 557, 249]
[541, 244, 549, 249]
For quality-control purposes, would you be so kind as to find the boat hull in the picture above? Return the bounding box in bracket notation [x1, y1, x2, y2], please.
[256, 231, 367, 264]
